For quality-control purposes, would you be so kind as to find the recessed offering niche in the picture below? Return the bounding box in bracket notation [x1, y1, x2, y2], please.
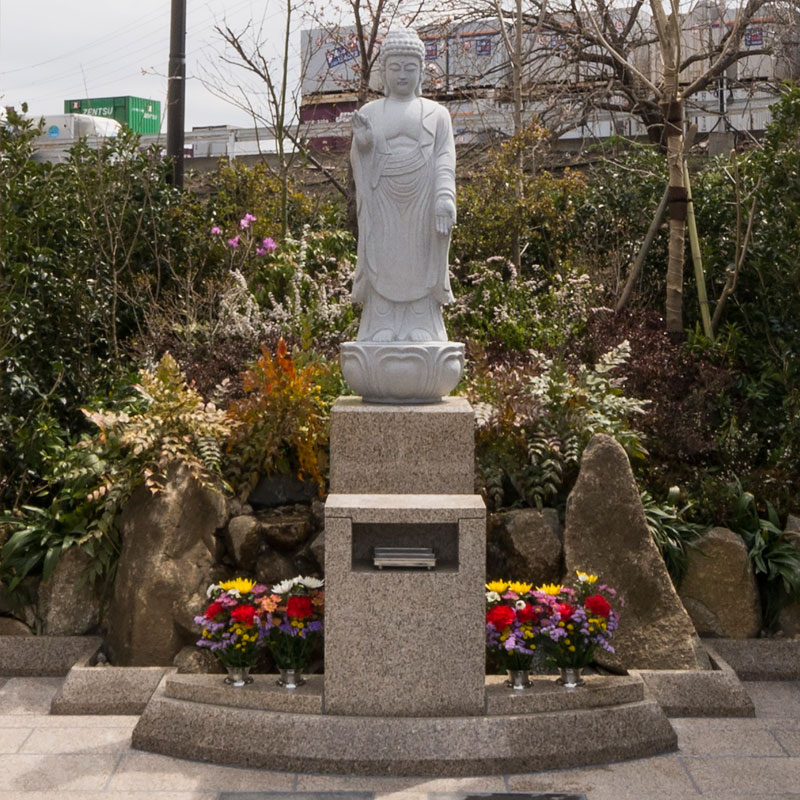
[351, 522, 458, 571]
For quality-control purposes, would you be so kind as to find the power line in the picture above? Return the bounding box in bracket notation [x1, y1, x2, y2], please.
[4, 0, 255, 93]
[0, 6, 170, 76]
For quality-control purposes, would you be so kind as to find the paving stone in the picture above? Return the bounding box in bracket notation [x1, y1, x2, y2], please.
[19, 725, 132, 753]
[683, 755, 800, 794]
[746, 681, 800, 718]
[294, 777, 508, 792]
[0, 677, 64, 714]
[671, 717, 786, 755]
[220, 794, 373, 800]
[0, 727, 32, 753]
[0, 713, 137, 728]
[771, 729, 800, 756]
[0, 752, 119, 791]
[506, 755, 697, 796]
[107, 750, 296, 791]
[6, 793, 217, 800]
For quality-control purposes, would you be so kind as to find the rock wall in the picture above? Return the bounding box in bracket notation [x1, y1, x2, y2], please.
[105, 467, 324, 666]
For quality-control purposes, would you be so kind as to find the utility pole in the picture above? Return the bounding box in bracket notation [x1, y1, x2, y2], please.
[166, 0, 187, 187]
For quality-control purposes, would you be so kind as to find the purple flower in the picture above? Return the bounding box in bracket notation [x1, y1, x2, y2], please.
[240, 213, 257, 230]
[210, 226, 222, 235]
[227, 235, 241, 249]
[261, 236, 277, 251]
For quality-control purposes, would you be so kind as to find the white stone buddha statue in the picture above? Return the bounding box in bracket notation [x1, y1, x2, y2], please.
[350, 28, 457, 343]
[342, 28, 463, 403]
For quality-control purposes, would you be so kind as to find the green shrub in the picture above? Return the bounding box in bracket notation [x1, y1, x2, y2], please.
[723, 482, 800, 629]
[225, 340, 337, 500]
[468, 340, 648, 510]
[641, 486, 707, 587]
[0, 354, 233, 595]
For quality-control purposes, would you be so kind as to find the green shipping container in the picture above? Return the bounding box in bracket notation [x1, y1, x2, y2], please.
[63, 96, 162, 135]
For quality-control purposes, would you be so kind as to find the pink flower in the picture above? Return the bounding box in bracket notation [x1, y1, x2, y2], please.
[210, 226, 222, 235]
[261, 237, 277, 252]
[240, 213, 257, 230]
[227, 235, 240, 249]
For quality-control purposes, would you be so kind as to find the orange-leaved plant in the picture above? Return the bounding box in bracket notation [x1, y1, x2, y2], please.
[225, 339, 329, 499]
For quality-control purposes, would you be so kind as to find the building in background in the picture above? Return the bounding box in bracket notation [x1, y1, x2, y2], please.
[297, 8, 800, 154]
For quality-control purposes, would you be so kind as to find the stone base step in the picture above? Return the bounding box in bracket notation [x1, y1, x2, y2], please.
[132, 673, 677, 776]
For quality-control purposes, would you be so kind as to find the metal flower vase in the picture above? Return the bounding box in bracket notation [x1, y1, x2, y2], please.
[278, 667, 306, 689]
[505, 669, 531, 690]
[556, 667, 585, 688]
[224, 665, 253, 688]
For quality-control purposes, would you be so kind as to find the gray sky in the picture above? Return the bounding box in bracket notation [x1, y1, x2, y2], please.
[0, 0, 300, 130]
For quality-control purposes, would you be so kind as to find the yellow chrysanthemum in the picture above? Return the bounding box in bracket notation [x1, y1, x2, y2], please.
[508, 581, 533, 594]
[486, 580, 509, 593]
[576, 570, 598, 584]
[537, 582, 563, 596]
[219, 577, 257, 594]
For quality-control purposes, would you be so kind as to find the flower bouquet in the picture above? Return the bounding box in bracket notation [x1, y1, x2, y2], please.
[257, 575, 324, 687]
[195, 577, 269, 685]
[533, 571, 621, 685]
[485, 580, 543, 687]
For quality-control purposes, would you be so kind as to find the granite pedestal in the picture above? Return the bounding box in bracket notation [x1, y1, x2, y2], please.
[324, 493, 486, 717]
[329, 396, 475, 495]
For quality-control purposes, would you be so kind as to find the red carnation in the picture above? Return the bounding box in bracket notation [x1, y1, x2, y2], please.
[556, 602, 574, 621]
[286, 595, 313, 620]
[516, 603, 538, 624]
[231, 604, 257, 626]
[585, 594, 612, 618]
[486, 604, 516, 631]
[204, 601, 223, 619]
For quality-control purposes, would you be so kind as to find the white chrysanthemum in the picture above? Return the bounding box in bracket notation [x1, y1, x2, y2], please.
[515, 599, 527, 610]
[271, 578, 298, 594]
[297, 576, 324, 589]
[486, 591, 501, 603]
[206, 583, 219, 598]
[227, 589, 241, 599]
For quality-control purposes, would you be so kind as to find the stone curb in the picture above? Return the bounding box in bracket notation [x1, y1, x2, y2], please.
[132, 672, 677, 776]
[709, 637, 800, 680]
[50, 646, 171, 715]
[631, 643, 755, 717]
[0, 635, 101, 677]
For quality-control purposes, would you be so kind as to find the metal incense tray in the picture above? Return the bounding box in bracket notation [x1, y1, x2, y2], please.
[373, 546, 436, 570]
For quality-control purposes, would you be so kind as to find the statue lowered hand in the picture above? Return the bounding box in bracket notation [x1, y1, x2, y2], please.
[435, 196, 456, 236]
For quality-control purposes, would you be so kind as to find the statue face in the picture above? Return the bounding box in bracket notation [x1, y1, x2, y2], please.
[383, 55, 421, 98]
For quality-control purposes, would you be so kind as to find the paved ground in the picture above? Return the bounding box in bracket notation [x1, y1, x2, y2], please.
[1, 676, 799, 800]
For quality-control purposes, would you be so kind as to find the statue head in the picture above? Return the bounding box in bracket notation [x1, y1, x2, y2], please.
[380, 29, 425, 98]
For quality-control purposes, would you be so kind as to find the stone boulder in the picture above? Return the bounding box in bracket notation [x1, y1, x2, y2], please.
[105, 465, 227, 666]
[37, 546, 102, 635]
[254, 550, 296, 588]
[487, 508, 562, 585]
[563, 434, 708, 670]
[778, 515, 800, 637]
[224, 515, 262, 567]
[257, 507, 313, 552]
[247, 474, 317, 509]
[679, 527, 762, 638]
[173, 645, 224, 674]
[0, 617, 33, 635]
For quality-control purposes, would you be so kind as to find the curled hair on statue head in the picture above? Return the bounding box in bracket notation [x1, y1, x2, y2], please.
[380, 28, 425, 97]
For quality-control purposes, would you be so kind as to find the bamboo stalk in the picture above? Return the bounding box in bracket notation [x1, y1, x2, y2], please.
[683, 160, 713, 339]
[615, 185, 669, 313]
